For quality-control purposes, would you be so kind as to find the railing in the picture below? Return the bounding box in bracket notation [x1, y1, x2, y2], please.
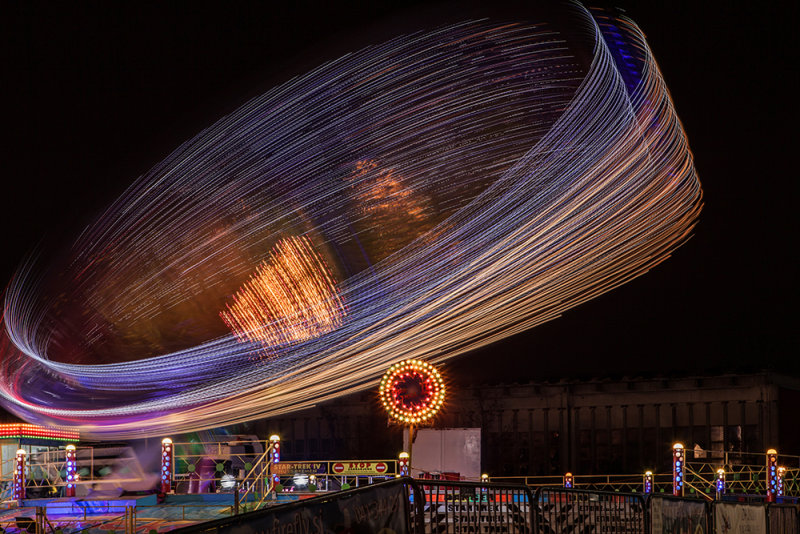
[172, 439, 270, 494]
[686, 447, 800, 498]
[491, 472, 675, 494]
[3, 478, 798, 534]
[538, 486, 647, 534]
[416, 479, 534, 533]
[1, 446, 148, 496]
[0, 503, 234, 534]
[233, 442, 274, 511]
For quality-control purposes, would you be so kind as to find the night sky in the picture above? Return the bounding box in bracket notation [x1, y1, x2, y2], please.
[2, 1, 797, 391]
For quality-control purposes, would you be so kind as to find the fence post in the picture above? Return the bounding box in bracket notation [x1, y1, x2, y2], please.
[269, 435, 281, 487]
[13, 449, 26, 500]
[409, 478, 425, 534]
[161, 438, 173, 494]
[673, 443, 685, 497]
[766, 449, 778, 502]
[65, 444, 77, 498]
[34, 506, 43, 534]
[528, 486, 539, 534]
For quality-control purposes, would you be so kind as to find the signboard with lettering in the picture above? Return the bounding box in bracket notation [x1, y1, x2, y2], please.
[271, 462, 328, 476]
[330, 461, 391, 476]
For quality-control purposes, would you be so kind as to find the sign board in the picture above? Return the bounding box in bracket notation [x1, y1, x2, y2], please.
[271, 462, 328, 476]
[411, 428, 481, 479]
[330, 461, 390, 476]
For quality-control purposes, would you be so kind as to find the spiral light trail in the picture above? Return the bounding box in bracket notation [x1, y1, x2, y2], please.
[0, 5, 701, 438]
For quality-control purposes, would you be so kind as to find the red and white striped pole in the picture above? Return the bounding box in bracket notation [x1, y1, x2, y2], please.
[672, 443, 685, 497]
[161, 438, 173, 493]
[269, 435, 281, 485]
[65, 444, 77, 497]
[13, 449, 26, 500]
[398, 452, 409, 477]
[766, 448, 778, 503]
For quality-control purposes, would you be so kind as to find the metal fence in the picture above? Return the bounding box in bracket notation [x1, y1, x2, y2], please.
[536, 487, 646, 534]
[416, 479, 534, 533]
[3, 478, 798, 533]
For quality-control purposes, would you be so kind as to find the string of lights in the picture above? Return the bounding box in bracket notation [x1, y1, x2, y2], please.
[0, 5, 701, 438]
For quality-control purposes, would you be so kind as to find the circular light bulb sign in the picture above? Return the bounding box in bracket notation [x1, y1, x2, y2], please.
[380, 359, 444, 424]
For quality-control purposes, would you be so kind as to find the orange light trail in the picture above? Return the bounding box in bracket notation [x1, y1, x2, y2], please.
[220, 236, 345, 350]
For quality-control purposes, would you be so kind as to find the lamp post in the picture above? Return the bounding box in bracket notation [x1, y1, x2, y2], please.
[379, 360, 445, 478]
[643, 471, 653, 494]
[13, 449, 26, 500]
[65, 445, 77, 497]
[161, 438, 173, 493]
[715, 468, 725, 500]
[672, 443, 685, 497]
[398, 452, 409, 477]
[766, 448, 778, 503]
[564, 472, 574, 489]
[269, 434, 281, 486]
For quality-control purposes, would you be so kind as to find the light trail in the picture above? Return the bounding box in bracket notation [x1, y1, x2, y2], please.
[220, 236, 346, 352]
[0, 5, 701, 438]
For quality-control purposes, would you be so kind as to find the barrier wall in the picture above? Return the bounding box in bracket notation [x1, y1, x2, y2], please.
[712, 502, 766, 534]
[170, 478, 800, 534]
[173, 478, 416, 534]
[417, 480, 533, 534]
[648, 495, 708, 534]
[537, 487, 646, 534]
[767, 504, 799, 534]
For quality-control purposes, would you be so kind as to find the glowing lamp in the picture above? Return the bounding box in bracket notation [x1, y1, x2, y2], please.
[766, 448, 778, 502]
[715, 468, 725, 497]
[161, 437, 173, 493]
[643, 471, 653, 494]
[564, 472, 574, 489]
[398, 452, 409, 476]
[481, 473, 489, 483]
[672, 443, 684, 497]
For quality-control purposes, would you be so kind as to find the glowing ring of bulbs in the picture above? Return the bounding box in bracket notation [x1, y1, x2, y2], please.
[379, 359, 444, 424]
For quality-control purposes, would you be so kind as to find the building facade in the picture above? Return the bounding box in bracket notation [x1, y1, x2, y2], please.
[251, 372, 800, 477]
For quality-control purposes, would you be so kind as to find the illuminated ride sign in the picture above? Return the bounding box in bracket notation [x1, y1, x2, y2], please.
[331, 461, 390, 476]
[379, 359, 445, 424]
